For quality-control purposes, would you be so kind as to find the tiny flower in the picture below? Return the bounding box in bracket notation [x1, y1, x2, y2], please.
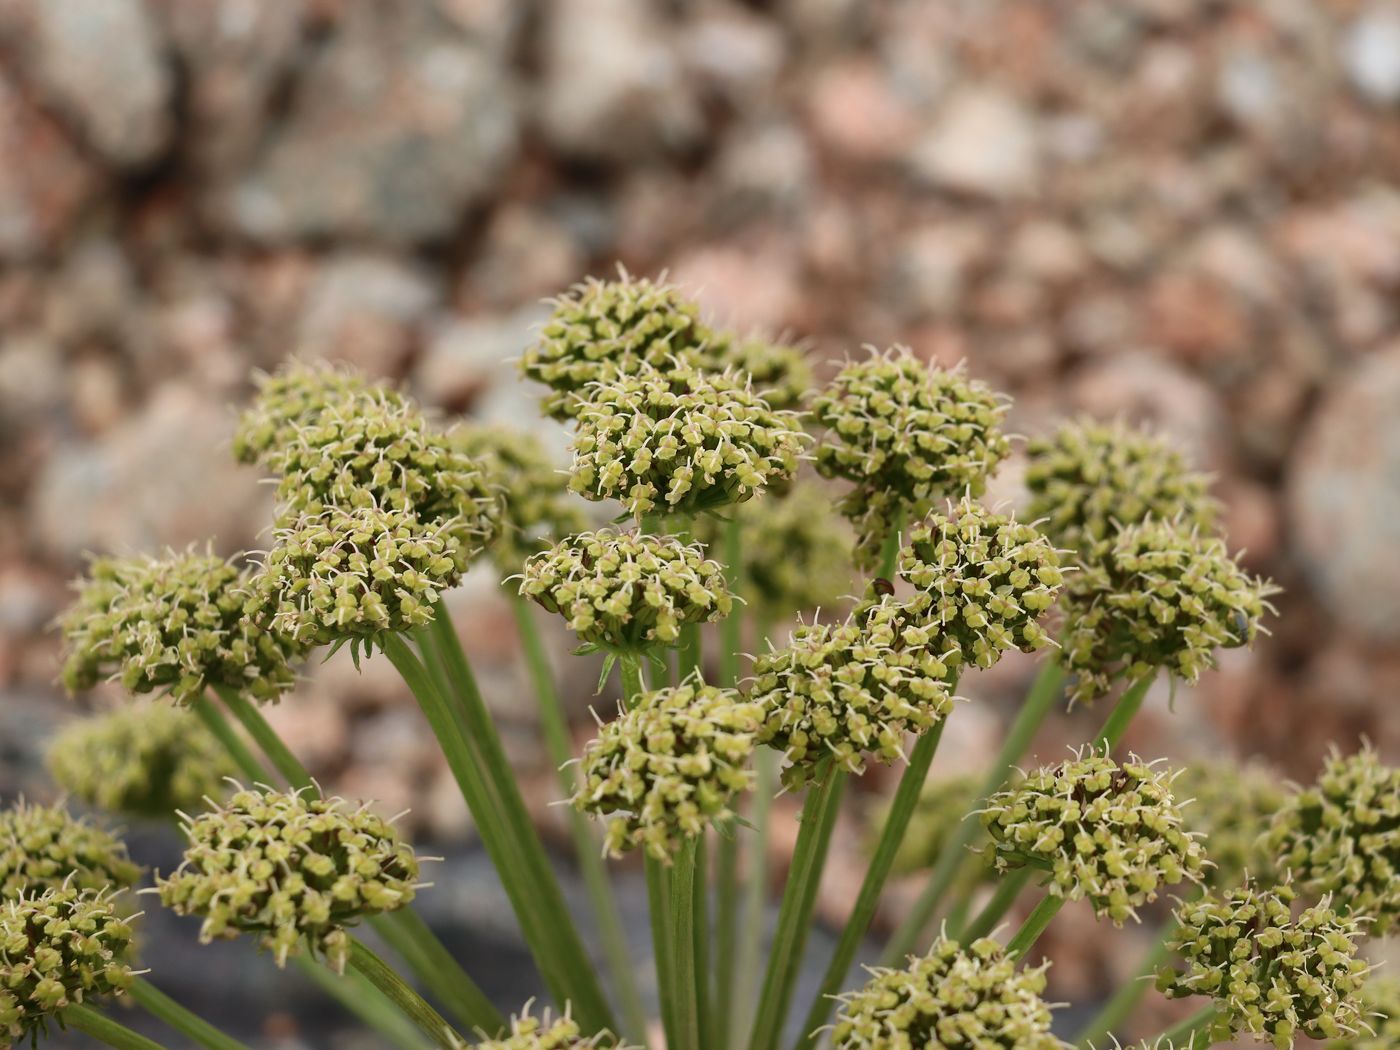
[573, 681, 761, 861]
[0, 801, 142, 899]
[520, 530, 732, 652]
[1157, 882, 1368, 1049]
[812, 348, 1011, 569]
[60, 550, 302, 706]
[1060, 520, 1276, 706]
[983, 751, 1206, 925]
[711, 334, 816, 412]
[47, 703, 236, 820]
[451, 424, 588, 574]
[520, 273, 719, 420]
[1266, 746, 1400, 933]
[1025, 419, 1218, 565]
[245, 504, 465, 648]
[881, 772, 991, 879]
[748, 598, 956, 790]
[1176, 759, 1288, 891]
[477, 1003, 631, 1049]
[829, 935, 1065, 1050]
[1328, 978, 1400, 1050]
[569, 364, 806, 519]
[886, 500, 1065, 670]
[0, 886, 136, 1044]
[158, 787, 421, 972]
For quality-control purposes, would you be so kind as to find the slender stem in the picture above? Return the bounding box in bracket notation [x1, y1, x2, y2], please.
[719, 514, 743, 689]
[192, 693, 268, 785]
[881, 658, 1065, 964]
[1092, 674, 1155, 751]
[64, 1004, 171, 1050]
[620, 655, 647, 710]
[794, 718, 950, 1049]
[1152, 1004, 1220, 1049]
[1004, 893, 1064, 959]
[962, 868, 1033, 942]
[214, 685, 315, 794]
[647, 856, 679, 1049]
[877, 507, 907, 579]
[293, 955, 431, 1050]
[715, 512, 744, 1036]
[510, 593, 648, 1045]
[1073, 916, 1179, 1047]
[731, 745, 777, 1048]
[126, 979, 249, 1050]
[671, 837, 704, 1050]
[347, 938, 463, 1050]
[373, 907, 506, 1038]
[746, 765, 846, 1050]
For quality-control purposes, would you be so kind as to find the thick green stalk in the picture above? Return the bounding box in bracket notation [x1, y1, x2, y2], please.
[1073, 917, 1179, 1047]
[620, 654, 647, 709]
[731, 745, 777, 1048]
[1003, 893, 1064, 960]
[373, 906, 506, 1038]
[347, 938, 463, 1050]
[1152, 1004, 1220, 1049]
[880, 658, 1065, 964]
[670, 837, 704, 1050]
[214, 685, 315, 794]
[192, 693, 266, 786]
[295, 957, 431, 1050]
[509, 593, 648, 1045]
[127, 979, 249, 1050]
[714, 512, 744, 1035]
[647, 855, 679, 1049]
[746, 765, 846, 1050]
[877, 507, 907, 578]
[961, 868, 1033, 942]
[1092, 674, 1154, 750]
[64, 1004, 170, 1050]
[794, 718, 950, 1049]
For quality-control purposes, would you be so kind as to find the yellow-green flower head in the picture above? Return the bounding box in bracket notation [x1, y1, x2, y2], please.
[830, 935, 1064, 1050]
[519, 530, 732, 652]
[450, 424, 587, 574]
[1025, 419, 1218, 565]
[1157, 882, 1368, 1049]
[478, 1004, 631, 1049]
[1177, 759, 1287, 891]
[748, 598, 956, 790]
[1329, 978, 1400, 1050]
[1266, 746, 1400, 934]
[0, 801, 141, 899]
[712, 335, 815, 412]
[573, 680, 761, 861]
[246, 505, 464, 648]
[233, 361, 407, 467]
[568, 364, 806, 519]
[1061, 520, 1276, 707]
[521, 273, 718, 421]
[0, 887, 136, 1044]
[812, 348, 1011, 569]
[882, 773, 988, 877]
[60, 550, 302, 706]
[890, 500, 1064, 670]
[983, 751, 1206, 925]
[47, 704, 236, 820]
[265, 395, 502, 565]
[158, 787, 420, 972]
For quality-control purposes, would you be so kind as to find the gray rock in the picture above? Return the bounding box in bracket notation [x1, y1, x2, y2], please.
[1343, 5, 1400, 105]
[297, 254, 441, 377]
[0, 70, 95, 259]
[414, 304, 550, 414]
[909, 86, 1041, 198]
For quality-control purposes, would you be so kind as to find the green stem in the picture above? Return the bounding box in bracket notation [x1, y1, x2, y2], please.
[510, 593, 648, 1046]
[794, 718, 950, 1049]
[620, 655, 647, 710]
[214, 685, 315, 794]
[671, 837, 704, 1050]
[1152, 1004, 1220, 1049]
[373, 907, 506, 1038]
[962, 868, 1033, 942]
[881, 658, 1065, 965]
[731, 745, 777, 1048]
[647, 856, 680, 1049]
[1073, 917, 1179, 1047]
[1092, 674, 1155, 751]
[192, 693, 267, 785]
[715, 512, 744, 1036]
[347, 938, 463, 1050]
[746, 765, 846, 1050]
[294, 956, 431, 1050]
[877, 507, 907, 579]
[1003, 893, 1064, 959]
[127, 979, 249, 1050]
[64, 1004, 170, 1050]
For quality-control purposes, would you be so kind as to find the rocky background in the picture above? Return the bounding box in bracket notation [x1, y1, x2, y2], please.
[3, 0, 1400, 1046]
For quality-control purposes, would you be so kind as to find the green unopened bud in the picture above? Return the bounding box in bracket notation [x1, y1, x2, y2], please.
[1159, 882, 1368, 1049]
[60, 550, 302, 706]
[1329, 978, 1400, 1050]
[0, 887, 136, 1044]
[830, 935, 1064, 1050]
[574, 681, 760, 861]
[158, 787, 420, 972]
[520, 530, 732, 652]
[712, 335, 815, 412]
[1266, 746, 1400, 933]
[0, 801, 141, 899]
[478, 1003, 632, 1049]
[983, 751, 1205, 925]
[47, 704, 236, 820]
[1176, 760, 1287, 891]
[1061, 520, 1276, 706]
[812, 348, 1011, 570]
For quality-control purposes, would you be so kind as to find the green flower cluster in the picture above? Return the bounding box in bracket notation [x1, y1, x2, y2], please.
[1329, 978, 1400, 1050]
[451, 424, 587, 573]
[1158, 883, 1368, 1049]
[47, 703, 235, 820]
[569, 364, 805, 519]
[1061, 520, 1274, 706]
[748, 597, 956, 789]
[0, 801, 141, 899]
[520, 273, 718, 420]
[478, 1006, 630, 1049]
[1025, 419, 1218, 562]
[60, 550, 302, 706]
[573, 682, 761, 860]
[881, 773, 988, 877]
[520, 530, 732, 652]
[158, 788, 420, 971]
[1176, 759, 1287, 890]
[829, 935, 1064, 1050]
[892, 501, 1064, 669]
[0, 887, 136, 1043]
[983, 752, 1205, 925]
[712, 335, 815, 412]
[812, 349, 1011, 568]
[1266, 747, 1400, 933]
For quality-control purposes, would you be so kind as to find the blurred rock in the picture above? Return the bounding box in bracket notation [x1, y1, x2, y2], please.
[1343, 5, 1400, 105]
[414, 305, 548, 414]
[806, 59, 918, 165]
[297, 254, 440, 376]
[910, 86, 1040, 198]
[0, 71, 95, 259]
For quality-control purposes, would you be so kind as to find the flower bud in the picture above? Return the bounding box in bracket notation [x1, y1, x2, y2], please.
[574, 681, 760, 860]
[1176, 759, 1287, 891]
[712, 335, 815, 412]
[984, 751, 1205, 925]
[830, 935, 1064, 1050]
[1329, 978, 1400, 1050]
[158, 787, 421, 971]
[479, 1003, 632, 1049]
[0, 801, 141, 899]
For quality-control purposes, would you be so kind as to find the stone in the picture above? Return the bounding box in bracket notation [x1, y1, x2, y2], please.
[909, 86, 1041, 198]
[806, 59, 919, 165]
[465, 205, 585, 310]
[0, 71, 95, 259]
[668, 242, 803, 333]
[1343, 5, 1400, 105]
[297, 254, 441, 377]
[413, 305, 549, 414]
